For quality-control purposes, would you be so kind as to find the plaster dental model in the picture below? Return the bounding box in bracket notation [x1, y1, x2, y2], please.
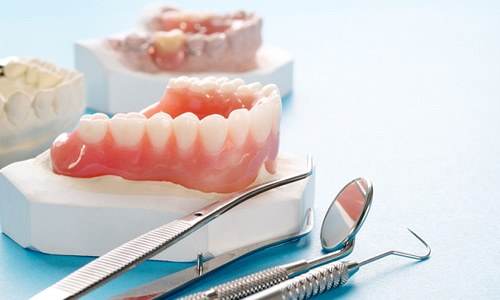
[0, 57, 85, 168]
[0, 77, 313, 262]
[75, 5, 293, 114]
[109, 7, 262, 73]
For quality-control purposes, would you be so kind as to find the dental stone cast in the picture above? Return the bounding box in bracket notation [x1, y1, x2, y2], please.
[107, 7, 262, 73]
[50, 77, 281, 193]
[0, 57, 86, 168]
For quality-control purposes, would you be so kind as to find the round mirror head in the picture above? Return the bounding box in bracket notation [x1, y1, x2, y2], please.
[320, 178, 373, 251]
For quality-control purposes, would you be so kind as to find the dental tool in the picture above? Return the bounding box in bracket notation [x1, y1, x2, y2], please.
[245, 229, 431, 300]
[180, 178, 373, 300]
[29, 156, 313, 300]
[110, 209, 314, 300]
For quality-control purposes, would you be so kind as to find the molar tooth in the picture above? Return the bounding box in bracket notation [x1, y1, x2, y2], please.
[247, 82, 262, 93]
[110, 114, 146, 147]
[38, 70, 61, 89]
[4, 61, 28, 78]
[250, 101, 273, 143]
[169, 77, 190, 89]
[173, 112, 199, 151]
[200, 80, 218, 92]
[33, 89, 55, 119]
[77, 114, 109, 144]
[229, 78, 245, 88]
[4, 91, 31, 126]
[200, 114, 228, 153]
[236, 85, 253, 97]
[146, 112, 173, 150]
[216, 77, 229, 84]
[260, 84, 279, 97]
[228, 108, 250, 147]
[26, 66, 40, 85]
[54, 82, 72, 114]
[190, 81, 204, 93]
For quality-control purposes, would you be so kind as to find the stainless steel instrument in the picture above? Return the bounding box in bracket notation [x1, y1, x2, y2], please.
[245, 229, 431, 300]
[30, 156, 314, 300]
[110, 208, 314, 300]
[180, 178, 373, 300]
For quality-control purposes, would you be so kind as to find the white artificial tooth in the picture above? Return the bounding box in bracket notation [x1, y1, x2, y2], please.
[247, 82, 262, 93]
[126, 112, 147, 119]
[146, 113, 173, 150]
[216, 77, 229, 84]
[228, 108, 250, 147]
[25, 66, 40, 85]
[4, 91, 31, 126]
[77, 115, 108, 144]
[173, 112, 199, 151]
[259, 84, 279, 97]
[188, 77, 200, 84]
[250, 101, 273, 143]
[269, 95, 282, 134]
[236, 85, 253, 97]
[220, 82, 237, 93]
[200, 80, 218, 92]
[168, 76, 190, 89]
[38, 70, 61, 89]
[190, 81, 204, 93]
[229, 78, 245, 88]
[222, 78, 246, 94]
[54, 82, 71, 114]
[200, 114, 228, 153]
[4, 61, 28, 78]
[91, 113, 110, 120]
[33, 89, 55, 119]
[110, 114, 146, 147]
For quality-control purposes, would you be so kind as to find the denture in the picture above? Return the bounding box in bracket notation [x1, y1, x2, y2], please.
[50, 77, 281, 193]
[108, 7, 262, 73]
[0, 57, 85, 168]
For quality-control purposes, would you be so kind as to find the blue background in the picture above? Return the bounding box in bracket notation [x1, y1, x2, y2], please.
[1, 1, 499, 299]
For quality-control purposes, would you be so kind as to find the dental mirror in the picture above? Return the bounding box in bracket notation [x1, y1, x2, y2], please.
[321, 177, 373, 251]
[178, 178, 374, 300]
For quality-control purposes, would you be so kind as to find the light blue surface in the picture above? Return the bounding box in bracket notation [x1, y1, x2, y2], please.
[1, 1, 499, 299]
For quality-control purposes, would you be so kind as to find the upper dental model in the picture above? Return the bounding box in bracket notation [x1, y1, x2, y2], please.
[107, 7, 262, 73]
[0, 57, 85, 168]
[50, 77, 281, 193]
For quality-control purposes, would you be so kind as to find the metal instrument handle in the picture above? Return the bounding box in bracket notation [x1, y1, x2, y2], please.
[30, 219, 194, 300]
[180, 265, 293, 300]
[244, 262, 350, 300]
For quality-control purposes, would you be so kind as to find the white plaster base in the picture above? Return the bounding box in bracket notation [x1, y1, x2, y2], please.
[0, 152, 313, 262]
[75, 40, 293, 114]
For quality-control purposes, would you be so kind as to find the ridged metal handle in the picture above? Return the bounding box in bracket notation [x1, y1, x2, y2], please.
[280, 262, 349, 300]
[180, 266, 290, 300]
[30, 220, 193, 300]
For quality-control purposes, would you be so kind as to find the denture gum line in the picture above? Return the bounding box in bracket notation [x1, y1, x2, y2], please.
[52, 77, 281, 193]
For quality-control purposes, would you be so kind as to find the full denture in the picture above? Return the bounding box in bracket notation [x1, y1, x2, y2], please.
[108, 7, 262, 73]
[50, 77, 281, 193]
